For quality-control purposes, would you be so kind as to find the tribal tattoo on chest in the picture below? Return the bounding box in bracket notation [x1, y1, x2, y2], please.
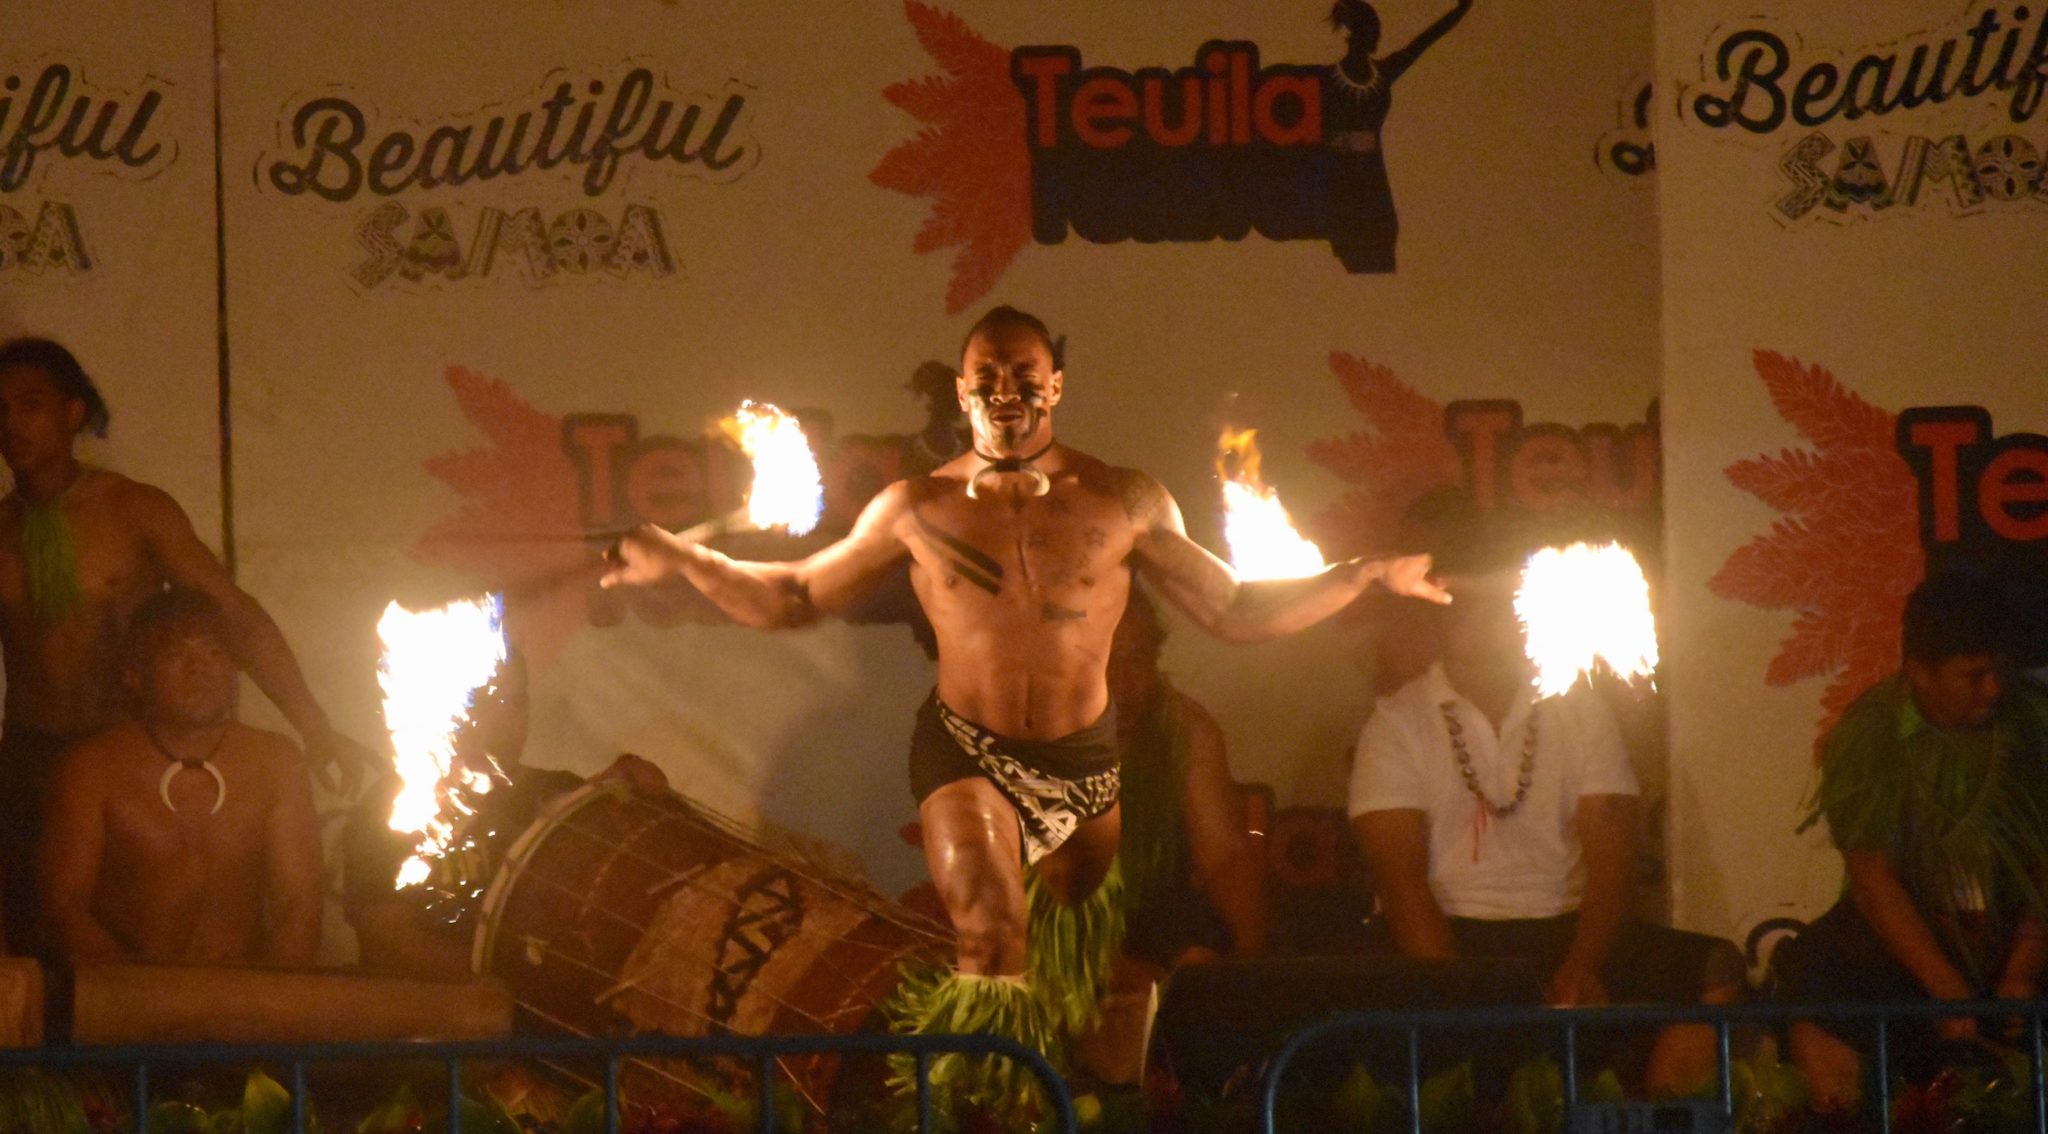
[913, 511, 1104, 621]
[914, 513, 1004, 596]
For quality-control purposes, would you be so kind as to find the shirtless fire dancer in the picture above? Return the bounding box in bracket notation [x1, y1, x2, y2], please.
[602, 306, 1449, 991]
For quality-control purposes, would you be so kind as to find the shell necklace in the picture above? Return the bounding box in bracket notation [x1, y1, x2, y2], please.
[966, 437, 1055, 500]
[148, 724, 228, 816]
[1442, 699, 1538, 816]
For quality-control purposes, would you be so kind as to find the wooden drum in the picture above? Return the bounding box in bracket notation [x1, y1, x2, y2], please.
[473, 781, 950, 1114]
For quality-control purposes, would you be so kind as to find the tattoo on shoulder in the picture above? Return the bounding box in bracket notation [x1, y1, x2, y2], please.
[913, 513, 1003, 596]
[1116, 469, 1160, 525]
[1040, 601, 1087, 623]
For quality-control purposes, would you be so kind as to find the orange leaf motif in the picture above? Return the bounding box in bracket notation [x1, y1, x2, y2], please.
[1304, 352, 1462, 558]
[1707, 350, 1923, 750]
[870, 2, 1032, 314]
[413, 366, 593, 666]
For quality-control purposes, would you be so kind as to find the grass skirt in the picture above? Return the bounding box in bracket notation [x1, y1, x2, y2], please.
[884, 859, 1127, 1119]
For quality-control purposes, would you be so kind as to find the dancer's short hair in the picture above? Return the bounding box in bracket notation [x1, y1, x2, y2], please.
[960, 306, 1064, 371]
[0, 337, 111, 437]
[127, 588, 230, 663]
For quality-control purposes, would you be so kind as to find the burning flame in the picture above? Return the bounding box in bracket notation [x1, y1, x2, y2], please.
[1217, 426, 1326, 581]
[726, 401, 823, 536]
[1515, 542, 1659, 699]
[377, 593, 508, 888]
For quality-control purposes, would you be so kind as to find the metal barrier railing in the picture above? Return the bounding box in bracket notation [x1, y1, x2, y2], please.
[1258, 999, 2048, 1134]
[0, 1031, 1079, 1134]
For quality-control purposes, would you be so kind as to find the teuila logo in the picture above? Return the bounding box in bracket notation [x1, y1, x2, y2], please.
[872, 1, 1472, 312]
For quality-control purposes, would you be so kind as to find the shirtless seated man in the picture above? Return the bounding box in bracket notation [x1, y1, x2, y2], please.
[0, 337, 368, 953]
[38, 588, 321, 966]
[602, 306, 1447, 1014]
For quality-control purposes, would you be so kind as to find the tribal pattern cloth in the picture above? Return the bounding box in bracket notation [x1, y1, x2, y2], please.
[910, 693, 1119, 864]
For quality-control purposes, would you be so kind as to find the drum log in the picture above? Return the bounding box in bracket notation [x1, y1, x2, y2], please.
[474, 782, 951, 1115]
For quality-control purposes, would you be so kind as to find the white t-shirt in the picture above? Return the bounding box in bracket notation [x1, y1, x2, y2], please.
[1348, 665, 1637, 920]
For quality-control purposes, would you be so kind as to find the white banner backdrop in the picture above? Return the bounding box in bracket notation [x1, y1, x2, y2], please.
[15, 0, 2043, 974]
[214, 0, 1662, 926]
[0, 4, 219, 543]
[1657, 0, 2048, 956]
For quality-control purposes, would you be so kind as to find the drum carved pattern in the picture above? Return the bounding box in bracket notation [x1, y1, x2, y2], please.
[706, 866, 806, 1025]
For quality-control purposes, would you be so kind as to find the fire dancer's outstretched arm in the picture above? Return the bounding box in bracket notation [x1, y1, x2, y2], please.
[1121, 470, 1447, 642]
[603, 481, 914, 627]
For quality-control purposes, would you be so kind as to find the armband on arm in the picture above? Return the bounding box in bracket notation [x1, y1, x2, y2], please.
[782, 577, 821, 626]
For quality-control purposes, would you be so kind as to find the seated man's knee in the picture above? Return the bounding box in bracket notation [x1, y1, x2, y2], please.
[1699, 938, 1747, 1002]
[1789, 1021, 1861, 1112]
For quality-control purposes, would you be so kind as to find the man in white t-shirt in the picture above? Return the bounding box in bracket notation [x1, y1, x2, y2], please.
[1349, 565, 1742, 1093]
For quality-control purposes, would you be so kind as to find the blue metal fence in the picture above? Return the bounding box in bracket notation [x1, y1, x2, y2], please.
[0, 1031, 1078, 1134]
[1258, 998, 2048, 1134]
[20, 998, 2046, 1131]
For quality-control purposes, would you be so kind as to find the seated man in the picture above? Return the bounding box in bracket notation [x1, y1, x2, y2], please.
[0, 337, 370, 955]
[38, 588, 321, 966]
[1349, 561, 1741, 1094]
[1078, 588, 1268, 1083]
[342, 650, 666, 979]
[1778, 569, 2048, 1112]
